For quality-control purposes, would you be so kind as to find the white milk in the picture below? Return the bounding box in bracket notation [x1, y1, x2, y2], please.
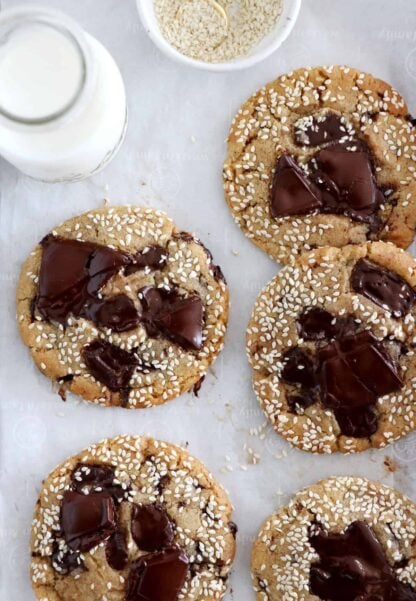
[0, 8, 127, 182]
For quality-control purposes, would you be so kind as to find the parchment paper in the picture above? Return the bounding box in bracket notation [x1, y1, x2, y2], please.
[2, 0, 416, 598]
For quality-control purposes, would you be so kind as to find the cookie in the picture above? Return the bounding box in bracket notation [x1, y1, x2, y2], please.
[17, 206, 229, 408]
[252, 476, 416, 601]
[223, 65, 416, 264]
[247, 241, 416, 453]
[30, 435, 237, 601]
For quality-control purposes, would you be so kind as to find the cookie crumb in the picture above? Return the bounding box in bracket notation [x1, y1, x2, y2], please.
[384, 455, 398, 473]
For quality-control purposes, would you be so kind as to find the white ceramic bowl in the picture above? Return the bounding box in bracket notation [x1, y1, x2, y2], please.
[136, 0, 302, 71]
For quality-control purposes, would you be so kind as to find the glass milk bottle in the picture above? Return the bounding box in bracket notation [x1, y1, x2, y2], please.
[0, 7, 128, 182]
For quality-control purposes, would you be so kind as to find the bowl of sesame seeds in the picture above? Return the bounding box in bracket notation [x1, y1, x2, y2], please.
[137, 0, 302, 71]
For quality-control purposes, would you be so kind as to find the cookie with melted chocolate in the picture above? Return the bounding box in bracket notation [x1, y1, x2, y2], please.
[17, 206, 229, 409]
[252, 477, 416, 601]
[248, 241, 416, 454]
[224, 66, 416, 264]
[30, 436, 236, 601]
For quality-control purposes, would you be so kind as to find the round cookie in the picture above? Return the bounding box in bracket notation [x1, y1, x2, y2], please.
[252, 476, 416, 601]
[224, 65, 416, 264]
[17, 206, 229, 408]
[31, 435, 237, 601]
[247, 241, 416, 453]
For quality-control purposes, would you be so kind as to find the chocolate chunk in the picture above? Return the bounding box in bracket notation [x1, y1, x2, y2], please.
[106, 530, 128, 571]
[298, 308, 339, 340]
[309, 520, 416, 601]
[131, 504, 174, 552]
[343, 332, 403, 396]
[126, 547, 189, 601]
[271, 138, 385, 229]
[82, 340, 138, 392]
[139, 287, 204, 350]
[71, 463, 127, 504]
[36, 236, 130, 325]
[320, 347, 377, 410]
[334, 406, 378, 438]
[72, 463, 116, 491]
[298, 309, 359, 343]
[295, 113, 349, 147]
[285, 309, 403, 437]
[51, 542, 83, 575]
[281, 348, 316, 388]
[319, 331, 403, 436]
[313, 143, 383, 228]
[287, 392, 316, 413]
[319, 331, 402, 407]
[270, 155, 322, 218]
[316, 144, 377, 211]
[125, 246, 167, 276]
[351, 258, 416, 317]
[60, 490, 116, 553]
[83, 295, 140, 333]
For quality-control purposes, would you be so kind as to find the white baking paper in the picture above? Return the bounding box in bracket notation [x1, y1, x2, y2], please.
[2, 0, 416, 598]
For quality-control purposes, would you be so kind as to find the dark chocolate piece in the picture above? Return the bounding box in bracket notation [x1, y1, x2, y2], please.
[295, 113, 348, 147]
[82, 340, 138, 393]
[284, 310, 403, 437]
[60, 490, 116, 553]
[71, 463, 127, 504]
[281, 348, 316, 388]
[139, 287, 203, 350]
[319, 331, 403, 411]
[126, 547, 189, 601]
[287, 392, 316, 414]
[298, 309, 359, 342]
[131, 504, 174, 552]
[309, 520, 416, 601]
[270, 155, 322, 218]
[125, 246, 167, 276]
[106, 530, 129, 571]
[313, 142, 383, 229]
[36, 236, 130, 325]
[319, 330, 403, 437]
[51, 542, 83, 575]
[334, 406, 378, 438]
[83, 295, 140, 333]
[351, 258, 416, 317]
[298, 308, 338, 341]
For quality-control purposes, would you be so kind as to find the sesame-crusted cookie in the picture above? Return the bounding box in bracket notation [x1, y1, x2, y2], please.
[31, 435, 237, 601]
[247, 241, 416, 454]
[16, 206, 229, 408]
[224, 65, 416, 264]
[252, 476, 416, 601]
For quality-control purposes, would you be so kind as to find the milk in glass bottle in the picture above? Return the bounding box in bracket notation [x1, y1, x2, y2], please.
[0, 7, 128, 181]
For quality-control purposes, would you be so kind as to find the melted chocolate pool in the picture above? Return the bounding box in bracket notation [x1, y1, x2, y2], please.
[351, 259, 416, 318]
[131, 504, 174, 552]
[282, 309, 403, 437]
[309, 521, 416, 601]
[271, 114, 387, 231]
[126, 547, 189, 601]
